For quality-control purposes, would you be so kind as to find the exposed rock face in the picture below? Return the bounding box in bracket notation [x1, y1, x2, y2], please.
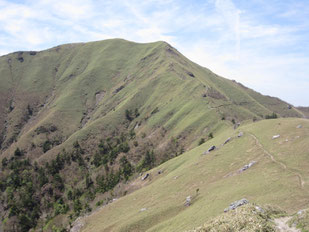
[224, 198, 249, 212]
[187, 71, 195, 78]
[70, 217, 84, 232]
[142, 173, 149, 181]
[272, 135, 280, 139]
[203, 145, 216, 155]
[113, 85, 124, 94]
[185, 196, 192, 206]
[240, 161, 257, 172]
[223, 137, 231, 145]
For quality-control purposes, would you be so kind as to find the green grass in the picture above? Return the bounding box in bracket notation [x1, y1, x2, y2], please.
[0, 39, 302, 160]
[80, 118, 309, 231]
[0, 39, 306, 230]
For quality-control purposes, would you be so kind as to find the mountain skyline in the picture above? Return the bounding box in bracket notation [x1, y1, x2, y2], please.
[0, 0, 308, 106]
[0, 38, 308, 231]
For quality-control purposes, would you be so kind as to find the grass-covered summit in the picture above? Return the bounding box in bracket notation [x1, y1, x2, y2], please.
[0, 39, 303, 159]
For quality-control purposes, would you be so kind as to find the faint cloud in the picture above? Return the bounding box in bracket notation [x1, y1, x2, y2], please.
[215, 0, 241, 58]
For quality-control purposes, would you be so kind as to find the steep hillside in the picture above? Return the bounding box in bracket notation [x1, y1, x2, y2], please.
[80, 118, 309, 232]
[0, 39, 305, 231]
[0, 39, 302, 159]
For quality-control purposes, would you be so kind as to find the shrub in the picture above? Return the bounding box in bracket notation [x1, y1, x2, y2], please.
[198, 138, 205, 145]
[85, 174, 93, 189]
[265, 112, 278, 119]
[14, 147, 23, 157]
[73, 199, 83, 216]
[73, 141, 80, 148]
[38, 168, 48, 187]
[53, 174, 64, 191]
[134, 108, 140, 117]
[67, 190, 73, 201]
[27, 104, 33, 116]
[119, 142, 130, 153]
[137, 150, 155, 171]
[151, 107, 159, 115]
[54, 199, 69, 215]
[120, 156, 133, 181]
[125, 109, 133, 121]
[96, 200, 103, 207]
[42, 140, 51, 153]
[129, 129, 136, 139]
[2, 157, 8, 167]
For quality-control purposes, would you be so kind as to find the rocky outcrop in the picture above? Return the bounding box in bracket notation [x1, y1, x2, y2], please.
[203, 145, 216, 155]
[224, 198, 249, 212]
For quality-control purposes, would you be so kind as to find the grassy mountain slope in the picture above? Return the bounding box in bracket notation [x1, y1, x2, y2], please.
[297, 107, 309, 118]
[80, 118, 309, 232]
[0, 39, 305, 231]
[0, 39, 302, 159]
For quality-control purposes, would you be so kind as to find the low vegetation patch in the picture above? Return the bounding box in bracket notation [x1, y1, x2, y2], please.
[188, 204, 285, 232]
[289, 209, 309, 231]
[265, 112, 278, 119]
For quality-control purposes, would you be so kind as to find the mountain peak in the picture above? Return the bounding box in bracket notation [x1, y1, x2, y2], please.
[0, 38, 305, 231]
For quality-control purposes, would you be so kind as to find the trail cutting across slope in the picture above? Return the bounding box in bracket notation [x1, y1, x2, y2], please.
[249, 133, 305, 188]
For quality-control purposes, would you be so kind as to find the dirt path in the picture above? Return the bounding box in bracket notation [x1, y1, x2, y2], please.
[274, 217, 300, 232]
[249, 133, 305, 188]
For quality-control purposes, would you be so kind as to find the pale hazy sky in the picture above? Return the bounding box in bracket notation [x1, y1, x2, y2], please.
[0, 0, 308, 106]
